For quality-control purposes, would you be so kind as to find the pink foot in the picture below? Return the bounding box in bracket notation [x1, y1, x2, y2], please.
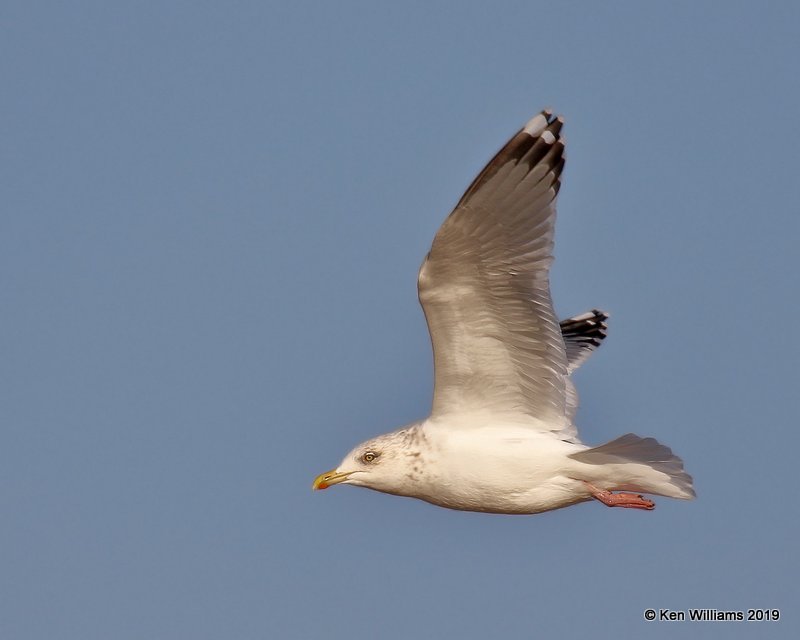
[583, 481, 655, 510]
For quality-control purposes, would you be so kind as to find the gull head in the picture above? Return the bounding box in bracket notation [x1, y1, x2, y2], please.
[312, 427, 425, 495]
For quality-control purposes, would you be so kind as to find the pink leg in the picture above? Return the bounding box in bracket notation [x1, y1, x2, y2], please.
[583, 481, 655, 510]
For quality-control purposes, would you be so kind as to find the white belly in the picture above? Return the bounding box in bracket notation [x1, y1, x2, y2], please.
[410, 424, 593, 514]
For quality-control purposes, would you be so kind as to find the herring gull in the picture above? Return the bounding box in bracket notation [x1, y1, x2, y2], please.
[313, 111, 695, 514]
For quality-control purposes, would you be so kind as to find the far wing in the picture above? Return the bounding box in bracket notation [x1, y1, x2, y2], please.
[561, 310, 609, 439]
[560, 309, 608, 373]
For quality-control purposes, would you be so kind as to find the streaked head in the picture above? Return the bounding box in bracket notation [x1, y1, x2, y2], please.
[312, 428, 424, 495]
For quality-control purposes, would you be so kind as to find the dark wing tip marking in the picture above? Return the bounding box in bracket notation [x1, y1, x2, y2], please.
[560, 309, 609, 348]
[456, 110, 565, 208]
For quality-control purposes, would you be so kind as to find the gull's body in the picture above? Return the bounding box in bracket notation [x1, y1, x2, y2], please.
[380, 422, 589, 514]
[314, 111, 694, 514]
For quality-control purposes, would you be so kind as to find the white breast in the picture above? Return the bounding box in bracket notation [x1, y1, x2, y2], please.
[412, 422, 592, 514]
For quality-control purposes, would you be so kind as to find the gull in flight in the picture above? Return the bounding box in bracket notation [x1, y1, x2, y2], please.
[313, 111, 694, 514]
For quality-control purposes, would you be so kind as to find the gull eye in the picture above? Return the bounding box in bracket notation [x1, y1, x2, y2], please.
[362, 451, 377, 463]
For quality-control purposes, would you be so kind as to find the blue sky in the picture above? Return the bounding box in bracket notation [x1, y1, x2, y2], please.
[2, 2, 799, 638]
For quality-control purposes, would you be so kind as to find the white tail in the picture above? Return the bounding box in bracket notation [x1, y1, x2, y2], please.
[570, 433, 696, 499]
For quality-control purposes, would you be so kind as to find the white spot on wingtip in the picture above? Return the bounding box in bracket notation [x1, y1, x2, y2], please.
[523, 113, 548, 136]
[541, 130, 556, 144]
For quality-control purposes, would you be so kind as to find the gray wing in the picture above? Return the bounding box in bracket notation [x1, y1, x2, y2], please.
[561, 310, 608, 439]
[418, 111, 569, 431]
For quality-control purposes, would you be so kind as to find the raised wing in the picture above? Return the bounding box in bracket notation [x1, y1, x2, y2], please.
[561, 310, 609, 439]
[560, 309, 608, 373]
[418, 111, 569, 431]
